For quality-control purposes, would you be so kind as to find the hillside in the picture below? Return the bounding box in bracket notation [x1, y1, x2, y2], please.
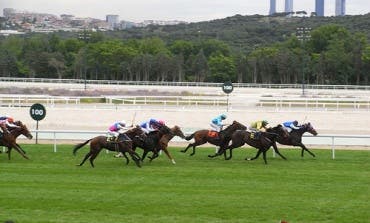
[106, 13, 370, 53]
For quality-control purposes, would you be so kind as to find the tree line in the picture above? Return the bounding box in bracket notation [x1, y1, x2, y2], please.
[0, 24, 369, 85]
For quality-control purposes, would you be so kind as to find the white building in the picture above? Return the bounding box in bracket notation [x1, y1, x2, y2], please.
[106, 15, 119, 30]
[335, 0, 346, 16]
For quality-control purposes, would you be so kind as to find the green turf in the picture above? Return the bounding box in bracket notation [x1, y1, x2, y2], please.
[0, 145, 369, 223]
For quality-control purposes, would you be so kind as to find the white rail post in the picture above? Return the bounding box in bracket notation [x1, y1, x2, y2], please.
[53, 132, 57, 153]
[331, 136, 335, 159]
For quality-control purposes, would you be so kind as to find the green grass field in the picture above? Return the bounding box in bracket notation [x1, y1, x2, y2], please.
[1, 144, 369, 223]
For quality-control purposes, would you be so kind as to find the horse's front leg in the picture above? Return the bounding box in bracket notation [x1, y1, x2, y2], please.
[10, 143, 29, 160]
[208, 146, 223, 158]
[141, 150, 149, 161]
[262, 149, 268, 164]
[161, 145, 176, 164]
[247, 148, 262, 161]
[122, 152, 130, 165]
[299, 143, 315, 157]
[149, 152, 159, 162]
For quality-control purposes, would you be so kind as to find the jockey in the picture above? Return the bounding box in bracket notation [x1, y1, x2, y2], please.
[249, 120, 269, 139]
[210, 114, 227, 132]
[140, 118, 165, 134]
[0, 116, 19, 133]
[282, 120, 300, 133]
[249, 120, 269, 132]
[107, 120, 130, 141]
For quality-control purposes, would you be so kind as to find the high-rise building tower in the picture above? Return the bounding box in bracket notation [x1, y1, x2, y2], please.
[269, 0, 276, 15]
[315, 0, 325, 16]
[285, 0, 293, 16]
[335, 0, 346, 16]
[106, 15, 119, 30]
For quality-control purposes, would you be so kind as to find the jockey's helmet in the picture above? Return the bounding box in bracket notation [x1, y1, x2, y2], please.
[119, 120, 126, 126]
[7, 117, 14, 123]
[293, 120, 298, 125]
[220, 114, 227, 120]
[158, 120, 165, 125]
[262, 120, 268, 126]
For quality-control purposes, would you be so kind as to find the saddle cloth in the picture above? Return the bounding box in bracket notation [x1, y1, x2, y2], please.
[208, 131, 219, 138]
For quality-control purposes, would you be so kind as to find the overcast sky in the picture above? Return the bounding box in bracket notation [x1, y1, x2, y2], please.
[1, 0, 369, 22]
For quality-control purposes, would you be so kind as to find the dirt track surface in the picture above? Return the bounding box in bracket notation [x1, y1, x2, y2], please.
[1, 82, 370, 136]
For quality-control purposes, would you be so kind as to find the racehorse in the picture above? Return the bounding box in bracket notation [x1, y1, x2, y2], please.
[0, 120, 33, 160]
[73, 126, 144, 168]
[131, 124, 172, 162]
[181, 120, 247, 156]
[144, 125, 186, 164]
[274, 122, 318, 157]
[217, 124, 289, 163]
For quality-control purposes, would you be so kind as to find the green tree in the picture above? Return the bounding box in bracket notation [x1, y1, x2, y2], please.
[208, 54, 236, 82]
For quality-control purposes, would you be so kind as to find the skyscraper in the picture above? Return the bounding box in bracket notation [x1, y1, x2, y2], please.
[315, 0, 325, 16]
[269, 0, 276, 15]
[106, 15, 119, 30]
[335, 0, 346, 16]
[285, 0, 293, 16]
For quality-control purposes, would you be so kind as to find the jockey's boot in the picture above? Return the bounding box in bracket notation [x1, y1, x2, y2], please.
[0, 124, 9, 134]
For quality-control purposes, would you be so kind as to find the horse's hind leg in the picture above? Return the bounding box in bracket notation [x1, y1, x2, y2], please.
[272, 143, 287, 160]
[181, 144, 191, 153]
[128, 151, 142, 168]
[77, 151, 92, 166]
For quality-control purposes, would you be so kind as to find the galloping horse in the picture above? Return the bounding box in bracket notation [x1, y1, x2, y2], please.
[218, 125, 289, 163]
[0, 120, 33, 160]
[73, 126, 144, 168]
[181, 120, 247, 156]
[146, 125, 186, 164]
[131, 125, 172, 162]
[275, 122, 318, 157]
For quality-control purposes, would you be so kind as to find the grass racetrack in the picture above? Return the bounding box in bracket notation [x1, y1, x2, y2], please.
[1, 144, 369, 223]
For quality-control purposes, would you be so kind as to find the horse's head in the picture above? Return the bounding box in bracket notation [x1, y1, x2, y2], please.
[229, 120, 247, 131]
[304, 122, 318, 136]
[171, 125, 186, 139]
[13, 121, 33, 139]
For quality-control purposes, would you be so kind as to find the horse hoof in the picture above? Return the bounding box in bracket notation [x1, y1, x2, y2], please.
[171, 159, 176, 164]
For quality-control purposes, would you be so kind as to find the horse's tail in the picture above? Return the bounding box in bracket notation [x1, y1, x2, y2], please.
[73, 139, 92, 155]
[185, 133, 195, 141]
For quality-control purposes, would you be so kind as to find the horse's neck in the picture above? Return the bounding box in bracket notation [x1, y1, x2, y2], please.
[222, 125, 235, 136]
[10, 129, 22, 138]
[162, 133, 173, 142]
[292, 127, 305, 137]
